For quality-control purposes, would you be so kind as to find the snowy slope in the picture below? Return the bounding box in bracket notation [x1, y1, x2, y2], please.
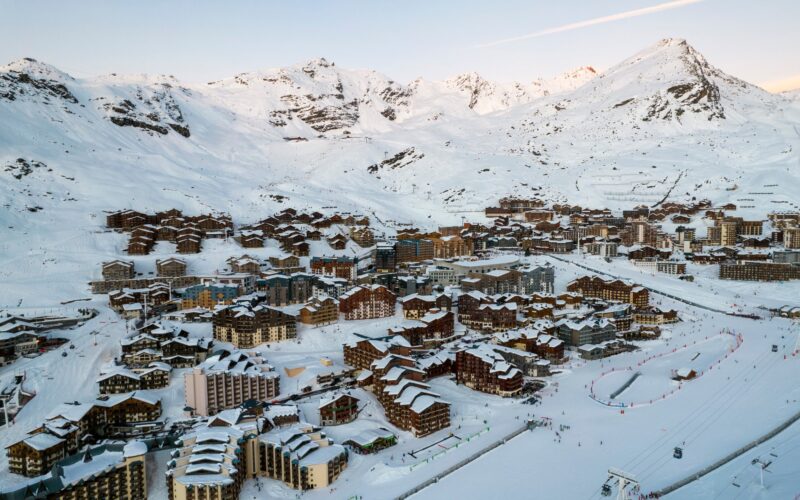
[1, 37, 799, 308]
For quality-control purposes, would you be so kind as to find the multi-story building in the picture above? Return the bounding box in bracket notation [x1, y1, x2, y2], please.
[167, 424, 249, 500]
[555, 318, 617, 346]
[455, 346, 523, 397]
[457, 292, 517, 332]
[156, 257, 187, 277]
[97, 362, 171, 394]
[719, 261, 800, 281]
[310, 256, 358, 282]
[299, 296, 339, 326]
[180, 283, 239, 309]
[319, 393, 359, 425]
[389, 309, 456, 347]
[101, 260, 135, 280]
[425, 265, 457, 286]
[227, 255, 262, 274]
[399, 293, 452, 319]
[461, 269, 523, 295]
[257, 424, 348, 490]
[184, 349, 280, 416]
[0, 442, 147, 499]
[212, 302, 297, 347]
[784, 227, 800, 249]
[395, 239, 434, 263]
[343, 337, 412, 371]
[583, 240, 619, 257]
[258, 273, 316, 306]
[339, 285, 396, 320]
[7, 393, 161, 477]
[375, 242, 397, 273]
[312, 276, 349, 300]
[566, 276, 649, 308]
[632, 259, 687, 275]
[431, 235, 473, 259]
[434, 255, 520, 277]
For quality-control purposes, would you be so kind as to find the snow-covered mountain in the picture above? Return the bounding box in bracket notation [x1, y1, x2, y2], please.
[1, 37, 799, 305]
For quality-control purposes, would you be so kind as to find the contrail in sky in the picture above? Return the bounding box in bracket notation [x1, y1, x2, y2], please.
[476, 0, 705, 48]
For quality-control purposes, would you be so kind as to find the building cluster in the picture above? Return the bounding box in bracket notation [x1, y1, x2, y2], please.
[0, 441, 148, 499]
[118, 322, 213, 369]
[344, 338, 451, 437]
[166, 404, 348, 497]
[6, 393, 162, 477]
[106, 209, 232, 255]
[239, 207, 371, 257]
[0, 312, 95, 364]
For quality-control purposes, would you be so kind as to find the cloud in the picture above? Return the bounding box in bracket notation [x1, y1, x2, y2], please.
[758, 74, 800, 93]
[476, 0, 705, 48]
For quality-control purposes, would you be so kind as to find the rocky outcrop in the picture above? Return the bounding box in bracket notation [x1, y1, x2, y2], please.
[0, 58, 78, 104]
[101, 83, 191, 137]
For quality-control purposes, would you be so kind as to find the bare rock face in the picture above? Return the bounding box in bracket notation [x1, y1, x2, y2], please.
[101, 83, 190, 137]
[642, 40, 726, 122]
[0, 58, 78, 105]
[368, 147, 424, 174]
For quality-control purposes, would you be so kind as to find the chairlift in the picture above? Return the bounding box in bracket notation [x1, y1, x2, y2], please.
[601, 484, 612, 496]
[674, 447, 683, 459]
[772, 345, 778, 352]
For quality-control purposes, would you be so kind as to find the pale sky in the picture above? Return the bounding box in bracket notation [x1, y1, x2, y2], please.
[1, 0, 798, 91]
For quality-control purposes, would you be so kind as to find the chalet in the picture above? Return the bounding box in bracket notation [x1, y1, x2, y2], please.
[101, 260, 134, 281]
[1, 442, 147, 499]
[292, 240, 310, 257]
[227, 255, 262, 274]
[156, 257, 187, 277]
[319, 393, 359, 425]
[97, 362, 171, 394]
[379, 379, 450, 437]
[633, 307, 679, 325]
[327, 234, 348, 250]
[239, 231, 264, 248]
[626, 245, 672, 261]
[457, 292, 517, 332]
[268, 254, 303, 274]
[350, 227, 375, 247]
[176, 234, 201, 254]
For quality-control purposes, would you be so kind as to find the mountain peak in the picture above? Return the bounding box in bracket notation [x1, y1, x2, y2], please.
[304, 57, 333, 69]
[657, 37, 688, 47]
[2, 57, 73, 81]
